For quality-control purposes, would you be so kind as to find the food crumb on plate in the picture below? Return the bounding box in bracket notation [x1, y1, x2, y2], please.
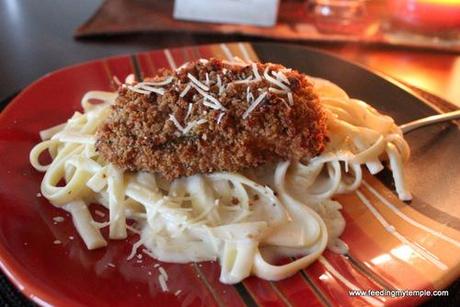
[158, 274, 168, 292]
[158, 267, 168, 281]
[52, 216, 64, 223]
[94, 209, 105, 217]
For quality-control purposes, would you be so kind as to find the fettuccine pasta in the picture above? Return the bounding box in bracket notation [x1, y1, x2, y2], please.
[30, 73, 410, 284]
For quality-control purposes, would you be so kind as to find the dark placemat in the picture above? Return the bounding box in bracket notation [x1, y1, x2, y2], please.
[0, 274, 35, 307]
[75, 0, 460, 52]
[0, 85, 458, 306]
[404, 83, 459, 113]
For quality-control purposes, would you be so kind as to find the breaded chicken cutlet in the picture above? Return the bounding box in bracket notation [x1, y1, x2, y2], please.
[96, 59, 327, 180]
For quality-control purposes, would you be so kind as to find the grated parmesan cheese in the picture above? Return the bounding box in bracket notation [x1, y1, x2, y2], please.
[168, 114, 185, 133]
[268, 87, 285, 94]
[159, 275, 168, 292]
[205, 72, 210, 86]
[53, 240, 61, 245]
[246, 88, 255, 105]
[217, 112, 225, 124]
[184, 103, 193, 121]
[126, 224, 141, 235]
[141, 76, 173, 86]
[159, 267, 168, 281]
[187, 73, 209, 91]
[252, 63, 261, 81]
[53, 216, 64, 223]
[94, 209, 105, 217]
[272, 71, 290, 85]
[231, 76, 253, 85]
[287, 92, 294, 106]
[191, 84, 227, 111]
[175, 62, 189, 72]
[216, 75, 224, 95]
[127, 85, 150, 95]
[263, 67, 291, 92]
[127, 238, 145, 260]
[135, 84, 165, 96]
[222, 60, 246, 67]
[174, 290, 182, 296]
[182, 119, 207, 135]
[202, 98, 222, 110]
[180, 83, 192, 98]
[243, 91, 268, 119]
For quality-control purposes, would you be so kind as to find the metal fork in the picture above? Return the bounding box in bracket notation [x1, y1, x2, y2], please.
[400, 110, 460, 134]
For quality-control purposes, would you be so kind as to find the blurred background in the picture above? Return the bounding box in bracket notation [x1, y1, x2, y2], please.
[1, 0, 460, 105]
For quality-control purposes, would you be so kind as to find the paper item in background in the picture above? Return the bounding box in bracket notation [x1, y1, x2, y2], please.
[173, 0, 280, 27]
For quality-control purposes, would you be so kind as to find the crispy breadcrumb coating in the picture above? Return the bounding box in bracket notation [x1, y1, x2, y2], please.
[96, 59, 327, 180]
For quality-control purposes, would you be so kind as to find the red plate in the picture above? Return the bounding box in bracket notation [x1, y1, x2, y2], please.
[0, 43, 459, 306]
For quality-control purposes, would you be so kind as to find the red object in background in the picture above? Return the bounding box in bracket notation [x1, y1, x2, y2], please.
[311, 0, 369, 34]
[389, 0, 460, 31]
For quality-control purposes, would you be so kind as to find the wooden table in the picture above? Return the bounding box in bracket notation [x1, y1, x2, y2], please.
[0, 0, 458, 306]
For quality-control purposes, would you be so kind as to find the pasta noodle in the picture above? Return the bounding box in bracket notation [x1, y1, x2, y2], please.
[29, 72, 410, 284]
